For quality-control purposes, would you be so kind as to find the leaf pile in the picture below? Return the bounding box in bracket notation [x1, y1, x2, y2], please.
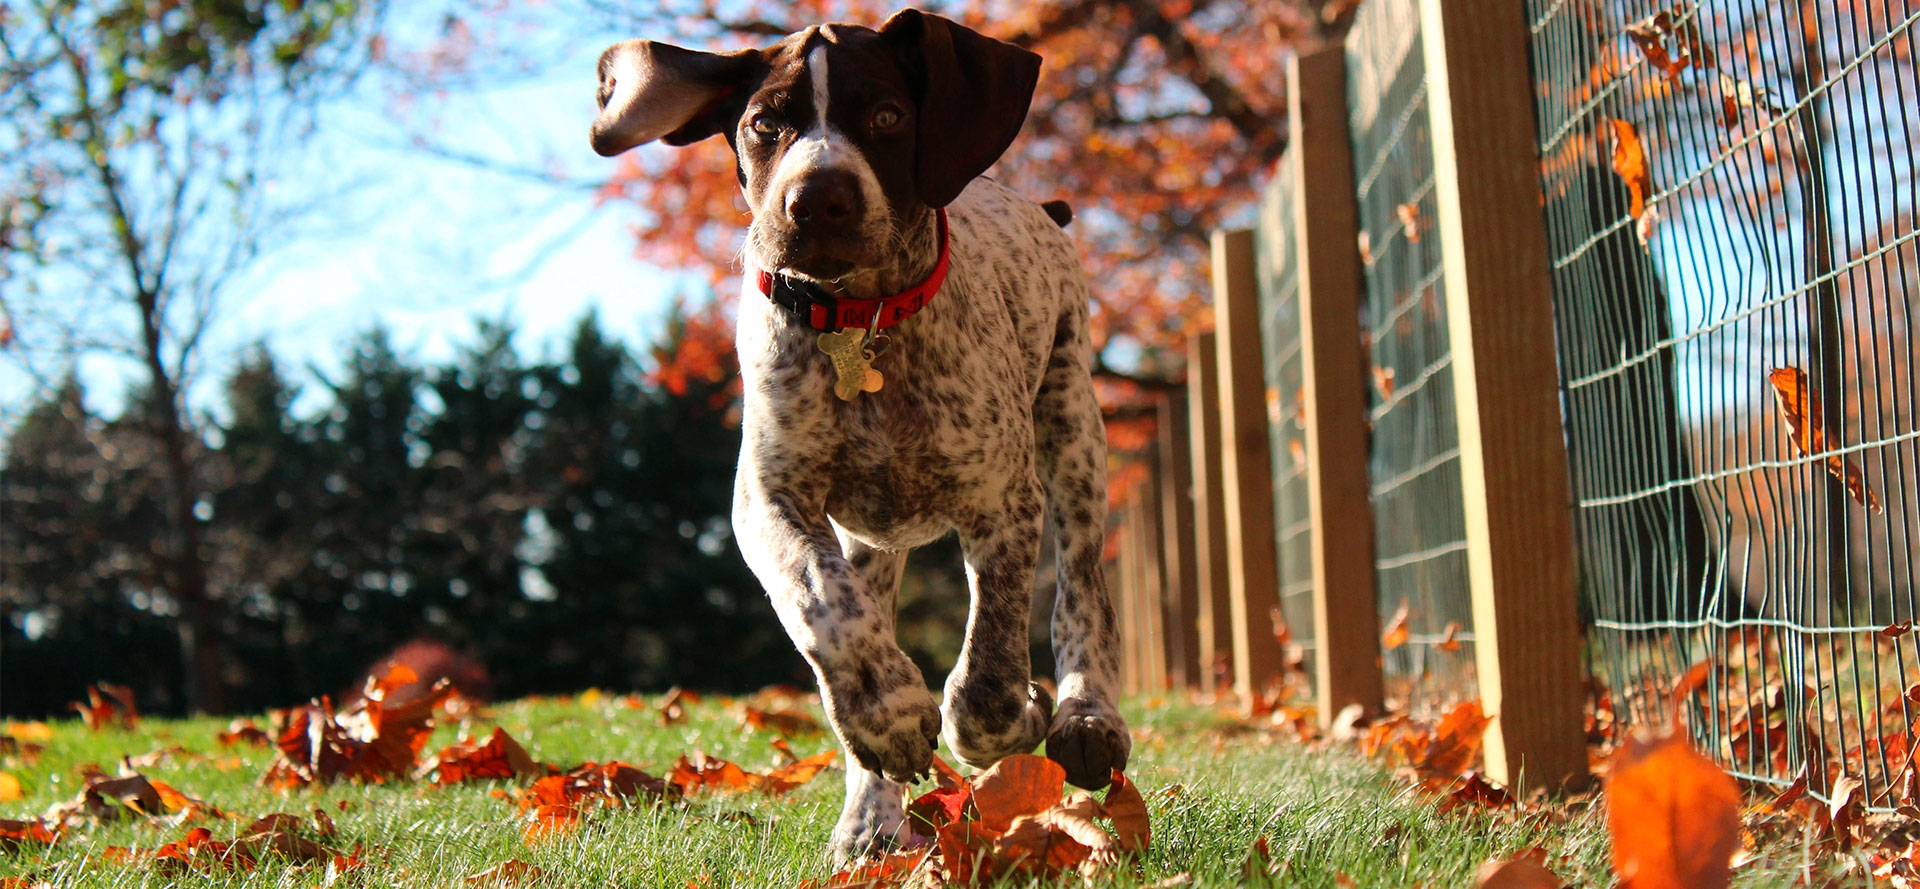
[260, 664, 456, 787]
[805, 754, 1150, 888]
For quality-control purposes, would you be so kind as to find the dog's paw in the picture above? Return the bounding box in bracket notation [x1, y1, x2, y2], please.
[829, 771, 909, 869]
[945, 680, 1054, 769]
[1046, 697, 1130, 790]
[832, 684, 942, 786]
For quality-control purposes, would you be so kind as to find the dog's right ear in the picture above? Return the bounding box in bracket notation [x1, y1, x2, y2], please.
[590, 40, 762, 157]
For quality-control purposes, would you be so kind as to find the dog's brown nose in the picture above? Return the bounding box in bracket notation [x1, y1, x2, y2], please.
[784, 172, 862, 229]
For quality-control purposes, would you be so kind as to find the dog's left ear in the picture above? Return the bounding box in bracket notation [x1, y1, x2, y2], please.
[590, 39, 763, 157]
[879, 9, 1041, 208]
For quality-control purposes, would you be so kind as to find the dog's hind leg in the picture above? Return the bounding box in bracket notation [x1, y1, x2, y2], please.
[942, 479, 1054, 770]
[1031, 312, 1131, 790]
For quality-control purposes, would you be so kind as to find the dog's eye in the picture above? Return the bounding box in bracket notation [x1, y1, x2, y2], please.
[870, 105, 904, 132]
[750, 115, 782, 138]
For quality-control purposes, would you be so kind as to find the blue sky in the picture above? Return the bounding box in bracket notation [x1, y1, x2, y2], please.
[0, 15, 708, 424]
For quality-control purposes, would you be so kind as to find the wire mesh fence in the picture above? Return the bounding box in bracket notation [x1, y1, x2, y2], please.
[1529, 0, 1920, 803]
[1255, 160, 1318, 677]
[1343, 0, 1477, 708]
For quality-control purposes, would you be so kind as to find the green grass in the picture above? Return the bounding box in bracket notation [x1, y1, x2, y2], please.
[0, 694, 1850, 887]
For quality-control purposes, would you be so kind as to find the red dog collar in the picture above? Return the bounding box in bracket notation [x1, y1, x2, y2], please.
[754, 209, 950, 332]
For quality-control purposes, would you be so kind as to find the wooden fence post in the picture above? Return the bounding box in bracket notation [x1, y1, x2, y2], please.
[1211, 229, 1286, 704]
[1158, 390, 1201, 688]
[1133, 462, 1168, 693]
[1187, 332, 1235, 696]
[1420, 0, 1590, 793]
[1114, 512, 1140, 695]
[1289, 47, 1387, 724]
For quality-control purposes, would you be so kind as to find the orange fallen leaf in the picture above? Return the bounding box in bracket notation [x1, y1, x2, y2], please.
[0, 819, 56, 850]
[1607, 731, 1738, 889]
[422, 727, 545, 785]
[518, 761, 672, 842]
[0, 773, 19, 802]
[70, 683, 138, 731]
[1436, 622, 1463, 653]
[1103, 770, 1150, 852]
[1381, 599, 1411, 650]
[1767, 366, 1883, 513]
[1608, 119, 1652, 221]
[261, 665, 457, 788]
[217, 719, 270, 748]
[970, 755, 1066, 832]
[743, 706, 822, 736]
[1883, 622, 1913, 639]
[760, 748, 837, 796]
[1416, 700, 1490, 780]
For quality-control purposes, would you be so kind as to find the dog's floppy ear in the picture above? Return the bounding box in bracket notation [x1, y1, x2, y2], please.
[879, 9, 1041, 208]
[590, 40, 762, 157]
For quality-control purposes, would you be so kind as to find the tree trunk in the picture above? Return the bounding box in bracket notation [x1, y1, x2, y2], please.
[137, 289, 224, 714]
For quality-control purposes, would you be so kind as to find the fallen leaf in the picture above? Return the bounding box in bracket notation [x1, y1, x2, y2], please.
[1884, 622, 1914, 639]
[1381, 599, 1411, 650]
[1103, 770, 1150, 852]
[1416, 700, 1491, 779]
[261, 666, 458, 787]
[70, 683, 138, 731]
[466, 859, 544, 887]
[970, 755, 1066, 832]
[217, 719, 270, 747]
[1476, 847, 1565, 888]
[1608, 119, 1652, 221]
[422, 727, 545, 785]
[759, 748, 836, 796]
[743, 706, 821, 736]
[1607, 731, 1738, 889]
[1767, 367, 1883, 513]
[908, 783, 973, 836]
[1436, 622, 1463, 653]
[518, 761, 671, 841]
[0, 819, 55, 850]
[0, 773, 19, 802]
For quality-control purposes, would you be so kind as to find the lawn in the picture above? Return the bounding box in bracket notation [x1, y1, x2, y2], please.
[0, 689, 1863, 887]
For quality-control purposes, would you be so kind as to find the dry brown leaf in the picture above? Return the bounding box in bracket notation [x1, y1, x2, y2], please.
[1607, 731, 1738, 889]
[466, 859, 544, 887]
[1624, 9, 1716, 79]
[0, 819, 56, 850]
[1476, 847, 1565, 888]
[1767, 367, 1883, 513]
[1883, 622, 1914, 639]
[1381, 599, 1411, 650]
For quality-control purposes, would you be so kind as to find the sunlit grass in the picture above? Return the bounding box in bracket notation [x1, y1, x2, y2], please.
[0, 693, 1836, 887]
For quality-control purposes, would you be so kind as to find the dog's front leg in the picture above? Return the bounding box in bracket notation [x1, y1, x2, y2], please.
[943, 480, 1054, 769]
[732, 478, 941, 790]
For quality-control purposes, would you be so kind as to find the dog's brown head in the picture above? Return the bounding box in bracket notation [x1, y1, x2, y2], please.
[589, 10, 1039, 283]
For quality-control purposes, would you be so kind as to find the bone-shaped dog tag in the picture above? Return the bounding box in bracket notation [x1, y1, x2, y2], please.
[817, 329, 885, 401]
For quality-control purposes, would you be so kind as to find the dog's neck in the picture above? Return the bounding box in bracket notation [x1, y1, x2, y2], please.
[816, 207, 943, 303]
